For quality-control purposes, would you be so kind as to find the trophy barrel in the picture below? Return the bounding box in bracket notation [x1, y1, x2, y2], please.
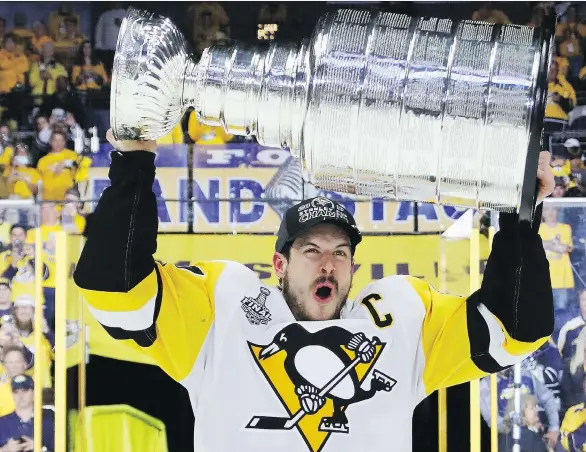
[294, 10, 553, 216]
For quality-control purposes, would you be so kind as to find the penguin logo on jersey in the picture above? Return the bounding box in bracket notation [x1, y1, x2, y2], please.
[246, 324, 397, 452]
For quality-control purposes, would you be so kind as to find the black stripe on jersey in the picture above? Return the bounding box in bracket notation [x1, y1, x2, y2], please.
[175, 264, 204, 276]
[466, 292, 507, 374]
[100, 265, 164, 348]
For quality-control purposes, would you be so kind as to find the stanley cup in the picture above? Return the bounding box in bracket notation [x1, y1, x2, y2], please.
[111, 7, 554, 220]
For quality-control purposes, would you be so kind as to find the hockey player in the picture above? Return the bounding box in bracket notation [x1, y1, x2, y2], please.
[74, 130, 555, 452]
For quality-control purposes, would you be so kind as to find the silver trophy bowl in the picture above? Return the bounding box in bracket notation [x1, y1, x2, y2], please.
[111, 7, 554, 220]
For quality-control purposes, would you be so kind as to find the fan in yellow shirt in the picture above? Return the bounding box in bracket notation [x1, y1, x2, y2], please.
[37, 130, 91, 202]
[0, 124, 13, 174]
[60, 188, 87, 235]
[540, 204, 574, 289]
[71, 41, 108, 91]
[3, 144, 40, 200]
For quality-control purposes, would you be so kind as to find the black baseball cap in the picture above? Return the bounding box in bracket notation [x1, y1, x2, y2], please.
[11, 374, 33, 391]
[275, 197, 362, 254]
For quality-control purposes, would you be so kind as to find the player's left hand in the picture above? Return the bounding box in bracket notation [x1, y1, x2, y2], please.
[536, 151, 555, 205]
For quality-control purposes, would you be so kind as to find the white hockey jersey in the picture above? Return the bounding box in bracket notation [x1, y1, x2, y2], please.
[79, 259, 548, 452]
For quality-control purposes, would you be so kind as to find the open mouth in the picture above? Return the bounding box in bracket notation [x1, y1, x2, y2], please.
[313, 283, 335, 303]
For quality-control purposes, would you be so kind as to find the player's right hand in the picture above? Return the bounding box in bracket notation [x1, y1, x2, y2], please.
[106, 128, 157, 154]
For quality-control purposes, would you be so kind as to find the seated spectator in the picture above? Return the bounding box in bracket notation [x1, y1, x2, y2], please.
[60, 187, 86, 235]
[29, 22, 52, 64]
[561, 374, 586, 452]
[0, 34, 29, 94]
[555, 54, 570, 79]
[499, 394, 549, 452]
[4, 144, 40, 201]
[188, 110, 233, 144]
[29, 41, 68, 107]
[47, 2, 80, 42]
[71, 40, 107, 92]
[37, 129, 91, 202]
[471, 2, 511, 24]
[0, 374, 54, 452]
[0, 346, 27, 417]
[53, 16, 86, 67]
[40, 84, 85, 135]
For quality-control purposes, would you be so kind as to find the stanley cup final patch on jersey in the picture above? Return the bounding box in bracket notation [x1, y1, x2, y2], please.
[241, 287, 272, 325]
[246, 324, 397, 452]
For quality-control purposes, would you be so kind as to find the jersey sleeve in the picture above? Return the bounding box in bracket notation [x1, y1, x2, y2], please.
[413, 205, 553, 397]
[78, 261, 224, 381]
[73, 150, 221, 382]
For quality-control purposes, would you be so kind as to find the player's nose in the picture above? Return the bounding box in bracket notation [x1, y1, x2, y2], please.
[320, 255, 336, 275]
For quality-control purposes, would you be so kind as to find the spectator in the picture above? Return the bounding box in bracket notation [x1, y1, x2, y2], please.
[499, 394, 549, 452]
[0, 346, 27, 417]
[71, 40, 108, 92]
[28, 41, 67, 107]
[555, 6, 586, 42]
[60, 188, 86, 235]
[561, 325, 586, 411]
[552, 176, 570, 198]
[0, 374, 54, 452]
[471, 2, 511, 24]
[53, 16, 86, 67]
[9, 295, 52, 388]
[94, 2, 127, 73]
[0, 125, 14, 174]
[5, 144, 40, 201]
[558, 289, 586, 363]
[534, 338, 564, 409]
[561, 374, 586, 452]
[40, 79, 85, 130]
[0, 279, 11, 319]
[0, 225, 26, 275]
[188, 2, 230, 56]
[559, 27, 584, 79]
[546, 60, 577, 124]
[539, 203, 575, 323]
[28, 114, 51, 166]
[36, 129, 91, 202]
[0, 34, 28, 95]
[29, 22, 52, 64]
[47, 2, 80, 42]
[480, 366, 560, 446]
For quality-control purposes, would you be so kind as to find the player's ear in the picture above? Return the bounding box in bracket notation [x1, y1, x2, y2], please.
[273, 252, 287, 281]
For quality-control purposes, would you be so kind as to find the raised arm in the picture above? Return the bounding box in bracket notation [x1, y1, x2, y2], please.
[73, 131, 222, 382]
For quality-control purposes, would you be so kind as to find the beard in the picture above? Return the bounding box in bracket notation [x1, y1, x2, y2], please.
[281, 271, 352, 321]
[14, 317, 33, 335]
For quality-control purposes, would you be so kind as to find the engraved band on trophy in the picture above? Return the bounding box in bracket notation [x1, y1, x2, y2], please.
[110, 8, 554, 221]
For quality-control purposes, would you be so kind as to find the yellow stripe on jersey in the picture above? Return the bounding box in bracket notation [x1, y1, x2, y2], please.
[407, 276, 548, 395]
[80, 260, 227, 382]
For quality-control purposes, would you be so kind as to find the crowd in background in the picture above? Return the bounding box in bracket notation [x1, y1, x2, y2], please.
[1, 2, 586, 452]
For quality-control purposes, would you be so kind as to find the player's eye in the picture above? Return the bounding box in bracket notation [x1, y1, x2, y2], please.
[334, 250, 348, 257]
[305, 248, 319, 254]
